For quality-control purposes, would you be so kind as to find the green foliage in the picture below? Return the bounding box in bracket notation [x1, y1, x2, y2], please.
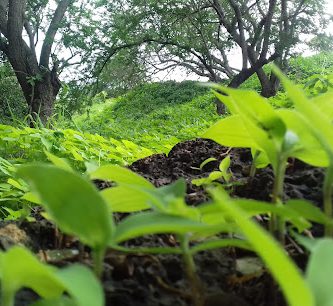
[0, 246, 103, 306]
[17, 165, 113, 250]
[288, 52, 333, 81]
[97, 48, 150, 97]
[0, 124, 153, 167]
[202, 76, 333, 241]
[17, 164, 114, 276]
[71, 81, 218, 150]
[0, 124, 153, 219]
[14, 160, 332, 305]
[274, 66, 333, 236]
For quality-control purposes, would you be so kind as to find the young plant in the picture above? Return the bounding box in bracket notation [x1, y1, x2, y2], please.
[192, 155, 232, 187]
[17, 164, 114, 277]
[0, 246, 103, 306]
[274, 67, 333, 236]
[202, 87, 298, 242]
[202, 82, 330, 242]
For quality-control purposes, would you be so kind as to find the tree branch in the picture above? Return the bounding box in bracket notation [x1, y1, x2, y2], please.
[40, 0, 72, 68]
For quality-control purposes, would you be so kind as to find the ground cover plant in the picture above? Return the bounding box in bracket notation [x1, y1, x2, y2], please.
[70, 81, 218, 151]
[1, 72, 333, 306]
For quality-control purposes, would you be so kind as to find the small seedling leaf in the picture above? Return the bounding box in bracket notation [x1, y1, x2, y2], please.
[199, 157, 217, 170]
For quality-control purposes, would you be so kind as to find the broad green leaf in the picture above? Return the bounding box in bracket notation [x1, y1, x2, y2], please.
[56, 264, 104, 306]
[203, 115, 257, 148]
[212, 189, 314, 306]
[0, 247, 64, 299]
[192, 177, 212, 186]
[277, 109, 329, 167]
[199, 198, 310, 232]
[252, 149, 270, 168]
[212, 86, 287, 171]
[306, 239, 333, 306]
[286, 199, 332, 225]
[113, 212, 214, 243]
[17, 164, 113, 249]
[312, 91, 333, 121]
[44, 150, 73, 172]
[71, 149, 84, 161]
[274, 66, 333, 159]
[101, 185, 151, 212]
[143, 179, 187, 211]
[90, 165, 153, 188]
[214, 87, 286, 143]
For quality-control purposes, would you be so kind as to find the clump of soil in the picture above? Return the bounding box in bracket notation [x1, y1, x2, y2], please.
[130, 138, 324, 206]
[3, 138, 324, 306]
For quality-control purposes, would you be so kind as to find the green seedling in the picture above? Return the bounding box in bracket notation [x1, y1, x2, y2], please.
[13, 162, 330, 306]
[0, 246, 103, 306]
[202, 82, 329, 242]
[17, 164, 114, 277]
[274, 66, 333, 236]
[203, 87, 298, 242]
[192, 155, 232, 187]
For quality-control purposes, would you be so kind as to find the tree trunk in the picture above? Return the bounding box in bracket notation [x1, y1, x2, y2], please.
[214, 97, 226, 115]
[11, 66, 61, 125]
[29, 70, 61, 123]
[256, 67, 279, 98]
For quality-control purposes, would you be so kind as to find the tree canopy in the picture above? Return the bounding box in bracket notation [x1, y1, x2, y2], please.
[100, 0, 330, 97]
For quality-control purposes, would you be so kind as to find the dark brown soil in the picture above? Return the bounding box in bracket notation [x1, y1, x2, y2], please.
[2, 138, 324, 306]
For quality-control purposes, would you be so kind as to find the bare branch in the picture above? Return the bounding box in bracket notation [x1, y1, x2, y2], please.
[40, 0, 73, 68]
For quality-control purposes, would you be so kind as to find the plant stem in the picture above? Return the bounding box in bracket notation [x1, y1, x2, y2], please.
[92, 247, 106, 278]
[270, 157, 287, 244]
[179, 235, 204, 306]
[250, 150, 260, 177]
[323, 166, 333, 236]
